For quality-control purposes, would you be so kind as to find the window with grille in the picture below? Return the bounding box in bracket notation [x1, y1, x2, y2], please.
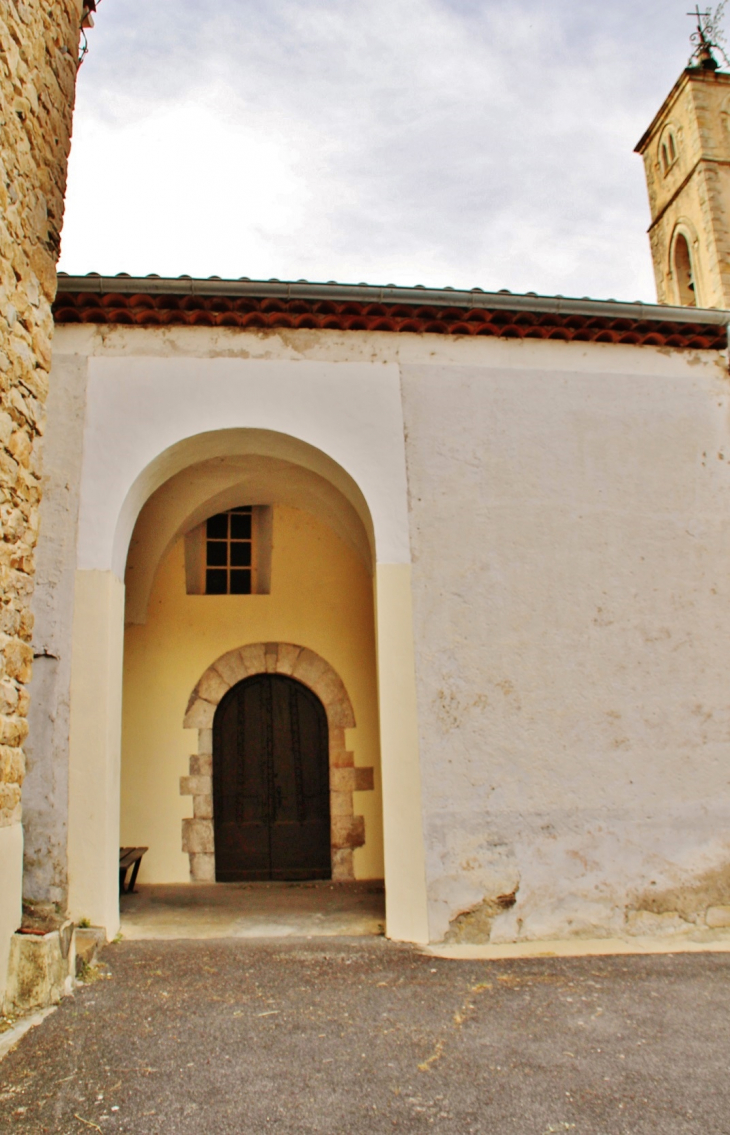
[184, 506, 272, 596]
[205, 507, 254, 594]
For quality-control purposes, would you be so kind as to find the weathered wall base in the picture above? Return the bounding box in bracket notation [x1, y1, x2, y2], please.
[24, 354, 88, 907]
[439, 814, 730, 944]
[3, 923, 75, 1015]
[0, 822, 22, 1008]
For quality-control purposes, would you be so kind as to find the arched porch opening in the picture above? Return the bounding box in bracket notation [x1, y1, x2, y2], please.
[119, 436, 384, 898]
[65, 352, 429, 946]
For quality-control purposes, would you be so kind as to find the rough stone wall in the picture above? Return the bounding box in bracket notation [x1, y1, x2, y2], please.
[0, 2, 80, 832]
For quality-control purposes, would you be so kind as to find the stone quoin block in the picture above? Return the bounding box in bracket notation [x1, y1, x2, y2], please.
[329, 766, 357, 793]
[353, 767, 375, 792]
[330, 747, 355, 768]
[182, 818, 214, 855]
[332, 815, 366, 850]
[332, 849, 354, 881]
[330, 790, 354, 817]
[190, 853, 216, 882]
[179, 775, 212, 797]
[193, 794, 214, 819]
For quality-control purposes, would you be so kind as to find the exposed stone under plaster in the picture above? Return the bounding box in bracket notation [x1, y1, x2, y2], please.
[181, 643, 373, 882]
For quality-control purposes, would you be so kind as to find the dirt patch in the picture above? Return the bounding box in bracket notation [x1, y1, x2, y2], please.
[634, 861, 730, 922]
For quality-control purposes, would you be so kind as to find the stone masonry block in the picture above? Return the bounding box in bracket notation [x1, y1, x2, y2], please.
[238, 643, 266, 676]
[190, 853, 216, 882]
[180, 775, 212, 797]
[193, 794, 214, 819]
[190, 754, 213, 776]
[0, 743, 25, 784]
[330, 748, 355, 768]
[330, 767, 357, 793]
[183, 697, 215, 729]
[276, 643, 303, 675]
[353, 767, 374, 792]
[4, 928, 74, 1014]
[329, 728, 346, 752]
[182, 818, 214, 854]
[198, 729, 213, 755]
[291, 650, 330, 690]
[332, 848, 354, 881]
[330, 790, 354, 817]
[214, 649, 247, 687]
[331, 815, 365, 850]
[326, 699, 357, 730]
[264, 643, 279, 672]
[315, 669, 353, 716]
[196, 668, 230, 705]
[0, 781, 21, 820]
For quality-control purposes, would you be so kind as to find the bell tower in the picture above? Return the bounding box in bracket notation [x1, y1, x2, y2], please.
[635, 19, 730, 309]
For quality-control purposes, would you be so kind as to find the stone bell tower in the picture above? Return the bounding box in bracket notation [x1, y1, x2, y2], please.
[635, 37, 730, 309]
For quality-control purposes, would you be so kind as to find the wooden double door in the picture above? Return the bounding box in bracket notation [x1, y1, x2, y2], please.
[213, 674, 331, 881]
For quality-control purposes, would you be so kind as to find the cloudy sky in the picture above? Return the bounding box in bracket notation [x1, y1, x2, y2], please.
[58, 0, 721, 302]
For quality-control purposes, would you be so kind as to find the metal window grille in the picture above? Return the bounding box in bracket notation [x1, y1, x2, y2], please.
[205, 507, 254, 594]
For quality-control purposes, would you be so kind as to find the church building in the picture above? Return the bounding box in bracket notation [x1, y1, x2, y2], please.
[3, 13, 730, 1009]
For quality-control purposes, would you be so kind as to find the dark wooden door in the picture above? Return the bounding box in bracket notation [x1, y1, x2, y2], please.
[213, 674, 331, 881]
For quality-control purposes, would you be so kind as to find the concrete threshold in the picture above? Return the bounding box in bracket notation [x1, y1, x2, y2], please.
[120, 880, 385, 940]
[423, 930, 730, 961]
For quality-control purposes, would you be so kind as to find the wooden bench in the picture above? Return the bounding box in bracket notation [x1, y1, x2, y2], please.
[119, 846, 148, 894]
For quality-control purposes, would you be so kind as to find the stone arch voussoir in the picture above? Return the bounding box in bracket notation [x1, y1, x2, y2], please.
[180, 644, 372, 883]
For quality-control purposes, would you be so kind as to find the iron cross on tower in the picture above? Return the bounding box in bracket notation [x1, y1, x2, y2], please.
[687, 4, 722, 68]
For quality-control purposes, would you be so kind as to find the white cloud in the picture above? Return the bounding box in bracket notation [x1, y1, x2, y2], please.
[59, 0, 707, 300]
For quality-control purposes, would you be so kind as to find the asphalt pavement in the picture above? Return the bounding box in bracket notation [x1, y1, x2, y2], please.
[1, 938, 728, 1134]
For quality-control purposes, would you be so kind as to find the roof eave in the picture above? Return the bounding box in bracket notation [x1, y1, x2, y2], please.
[55, 273, 730, 328]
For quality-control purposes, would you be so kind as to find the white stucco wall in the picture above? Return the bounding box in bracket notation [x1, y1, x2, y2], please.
[401, 347, 730, 941]
[39, 322, 730, 945]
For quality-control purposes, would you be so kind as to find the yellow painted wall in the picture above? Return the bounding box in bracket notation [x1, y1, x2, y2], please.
[120, 504, 383, 883]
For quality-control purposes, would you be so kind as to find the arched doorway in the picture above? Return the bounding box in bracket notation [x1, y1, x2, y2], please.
[213, 674, 331, 882]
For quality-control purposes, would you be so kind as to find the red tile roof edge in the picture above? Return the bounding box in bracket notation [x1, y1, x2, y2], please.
[53, 275, 730, 351]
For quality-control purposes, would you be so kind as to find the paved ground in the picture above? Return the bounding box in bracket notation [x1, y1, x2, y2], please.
[1, 938, 729, 1134]
[120, 881, 385, 939]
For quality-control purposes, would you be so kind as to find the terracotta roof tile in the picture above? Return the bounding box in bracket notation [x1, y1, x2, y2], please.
[53, 275, 729, 351]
